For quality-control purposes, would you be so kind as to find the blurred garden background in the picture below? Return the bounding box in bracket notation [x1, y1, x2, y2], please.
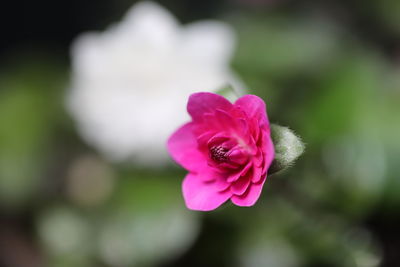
[1, 0, 400, 266]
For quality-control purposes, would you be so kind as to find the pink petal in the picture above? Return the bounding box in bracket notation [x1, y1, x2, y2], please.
[196, 131, 215, 152]
[250, 118, 260, 142]
[203, 113, 222, 129]
[182, 173, 232, 211]
[218, 162, 240, 170]
[236, 118, 249, 137]
[230, 106, 247, 119]
[234, 95, 269, 126]
[251, 165, 264, 183]
[196, 165, 230, 185]
[207, 134, 230, 148]
[187, 92, 232, 122]
[227, 148, 248, 165]
[215, 176, 231, 191]
[231, 178, 267, 207]
[230, 175, 251, 195]
[253, 148, 263, 166]
[167, 122, 205, 172]
[262, 132, 275, 174]
[227, 162, 252, 182]
[214, 109, 235, 130]
[197, 166, 222, 182]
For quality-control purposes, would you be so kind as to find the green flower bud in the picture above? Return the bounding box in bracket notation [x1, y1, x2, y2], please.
[214, 84, 240, 102]
[269, 124, 305, 174]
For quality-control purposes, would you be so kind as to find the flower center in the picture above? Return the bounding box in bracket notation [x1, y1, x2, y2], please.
[209, 146, 229, 163]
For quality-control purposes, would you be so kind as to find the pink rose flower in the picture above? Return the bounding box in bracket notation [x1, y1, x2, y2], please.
[167, 92, 274, 211]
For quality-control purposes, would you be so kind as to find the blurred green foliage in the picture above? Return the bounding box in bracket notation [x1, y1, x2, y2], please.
[0, 56, 65, 208]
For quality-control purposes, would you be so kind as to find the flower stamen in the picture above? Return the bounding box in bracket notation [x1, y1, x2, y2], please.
[210, 146, 229, 163]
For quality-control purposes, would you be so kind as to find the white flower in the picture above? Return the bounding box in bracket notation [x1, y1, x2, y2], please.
[67, 1, 243, 165]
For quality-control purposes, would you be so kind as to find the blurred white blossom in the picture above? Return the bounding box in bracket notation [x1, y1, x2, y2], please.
[67, 1, 243, 165]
